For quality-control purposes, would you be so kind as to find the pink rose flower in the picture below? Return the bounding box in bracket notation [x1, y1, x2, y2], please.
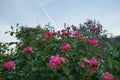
[61, 29, 71, 36]
[52, 32, 58, 35]
[89, 65, 99, 72]
[61, 31, 65, 36]
[73, 33, 80, 39]
[28, 28, 33, 30]
[66, 32, 71, 36]
[61, 29, 65, 33]
[80, 64, 85, 68]
[87, 40, 98, 46]
[50, 55, 66, 69]
[104, 72, 113, 80]
[83, 58, 100, 72]
[91, 26, 99, 31]
[89, 58, 99, 72]
[16, 43, 21, 47]
[82, 38, 88, 43]
[61, 31, 71, 36]
[23, 47, 34, 53]
[98, 53, 103, 58]
[45, 32, 53, 39]
[71, 25, 77, 31]
[34, 27, 40, 31]
[62, 43, 71, 52]
[82, 58, 90, 63]
[4, 61, 16, 70]
[89, 58, 99, 66]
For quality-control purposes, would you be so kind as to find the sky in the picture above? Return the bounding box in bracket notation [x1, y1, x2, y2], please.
[0, 0, 120, 42]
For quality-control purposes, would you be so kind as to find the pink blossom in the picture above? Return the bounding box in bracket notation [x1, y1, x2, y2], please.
[45, 32, 53, 39]
[62, 31, 71, 36]
[83, 58, 100, 72]
[34, 27, 40, 31]
[87, 40, 98, 46]
[89, 58, 99, 72]
[73, 33, 80, 39]
[91, 26, 99, 31]
[89, 65, 99, 72]
[28, 28, 33, 30]
[98, 53, 103, 58]
[80, 64, 85, 68]
[89, 58, 99, 66]
[50, 55, 66, 69]
[82, 38, 88, 43]
[62, 43, 71, 52]
[4, 61, 16, 70]
[61, 31, 66, 36]
[71, 25, 77, 31]
[82, 58, 90, 63]
[23, 47, 34, 53]
[61, 29, 71, 36]
[104, 72, 113, 80]
[52, 32, 58, 35]
[16, 43, 21, 47]
[61, 29, 65, 33]
[66, 32, 71, 36]
[82, 38, 98, 46]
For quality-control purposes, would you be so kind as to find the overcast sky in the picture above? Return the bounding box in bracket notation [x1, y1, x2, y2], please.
[0, 0, 120, 42]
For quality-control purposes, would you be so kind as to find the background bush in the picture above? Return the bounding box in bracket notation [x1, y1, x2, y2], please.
[0, 20, 120, 80]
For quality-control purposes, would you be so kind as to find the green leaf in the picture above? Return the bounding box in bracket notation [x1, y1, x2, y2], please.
[18, 71, 25, 77]
[8, 42, 15, 46]
[10, 32, 14, 36]
[11, 26, 14, 30]
[32, 67, 37, 72]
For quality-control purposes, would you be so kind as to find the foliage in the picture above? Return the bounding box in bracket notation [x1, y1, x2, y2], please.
[0, 20, 120, 80]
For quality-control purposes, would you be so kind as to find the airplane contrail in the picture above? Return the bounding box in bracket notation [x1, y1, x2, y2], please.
[38, 0, 60, 30]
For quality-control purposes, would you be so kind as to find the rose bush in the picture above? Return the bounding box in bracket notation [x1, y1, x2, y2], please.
[0, 20, 120, 80]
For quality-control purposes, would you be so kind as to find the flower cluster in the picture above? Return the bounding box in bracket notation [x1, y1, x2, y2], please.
[61, 29, 71, 36]
[50, 55, 66, 69]
[27, 27, 41, 31]
[4, 61, 16, 70]
[23, 47, 34, 53]
[45, 32, 53, 39]
[82, 38, 98, 46]
[72, 33, 80, 39]
[91, 26, 99, 31]
[104, 72, 113, 80]
[83, 58, 100, 72]
[89, 58, 100, 72]
[62, 43, 71, 52]
[2, 20, 119, 80]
